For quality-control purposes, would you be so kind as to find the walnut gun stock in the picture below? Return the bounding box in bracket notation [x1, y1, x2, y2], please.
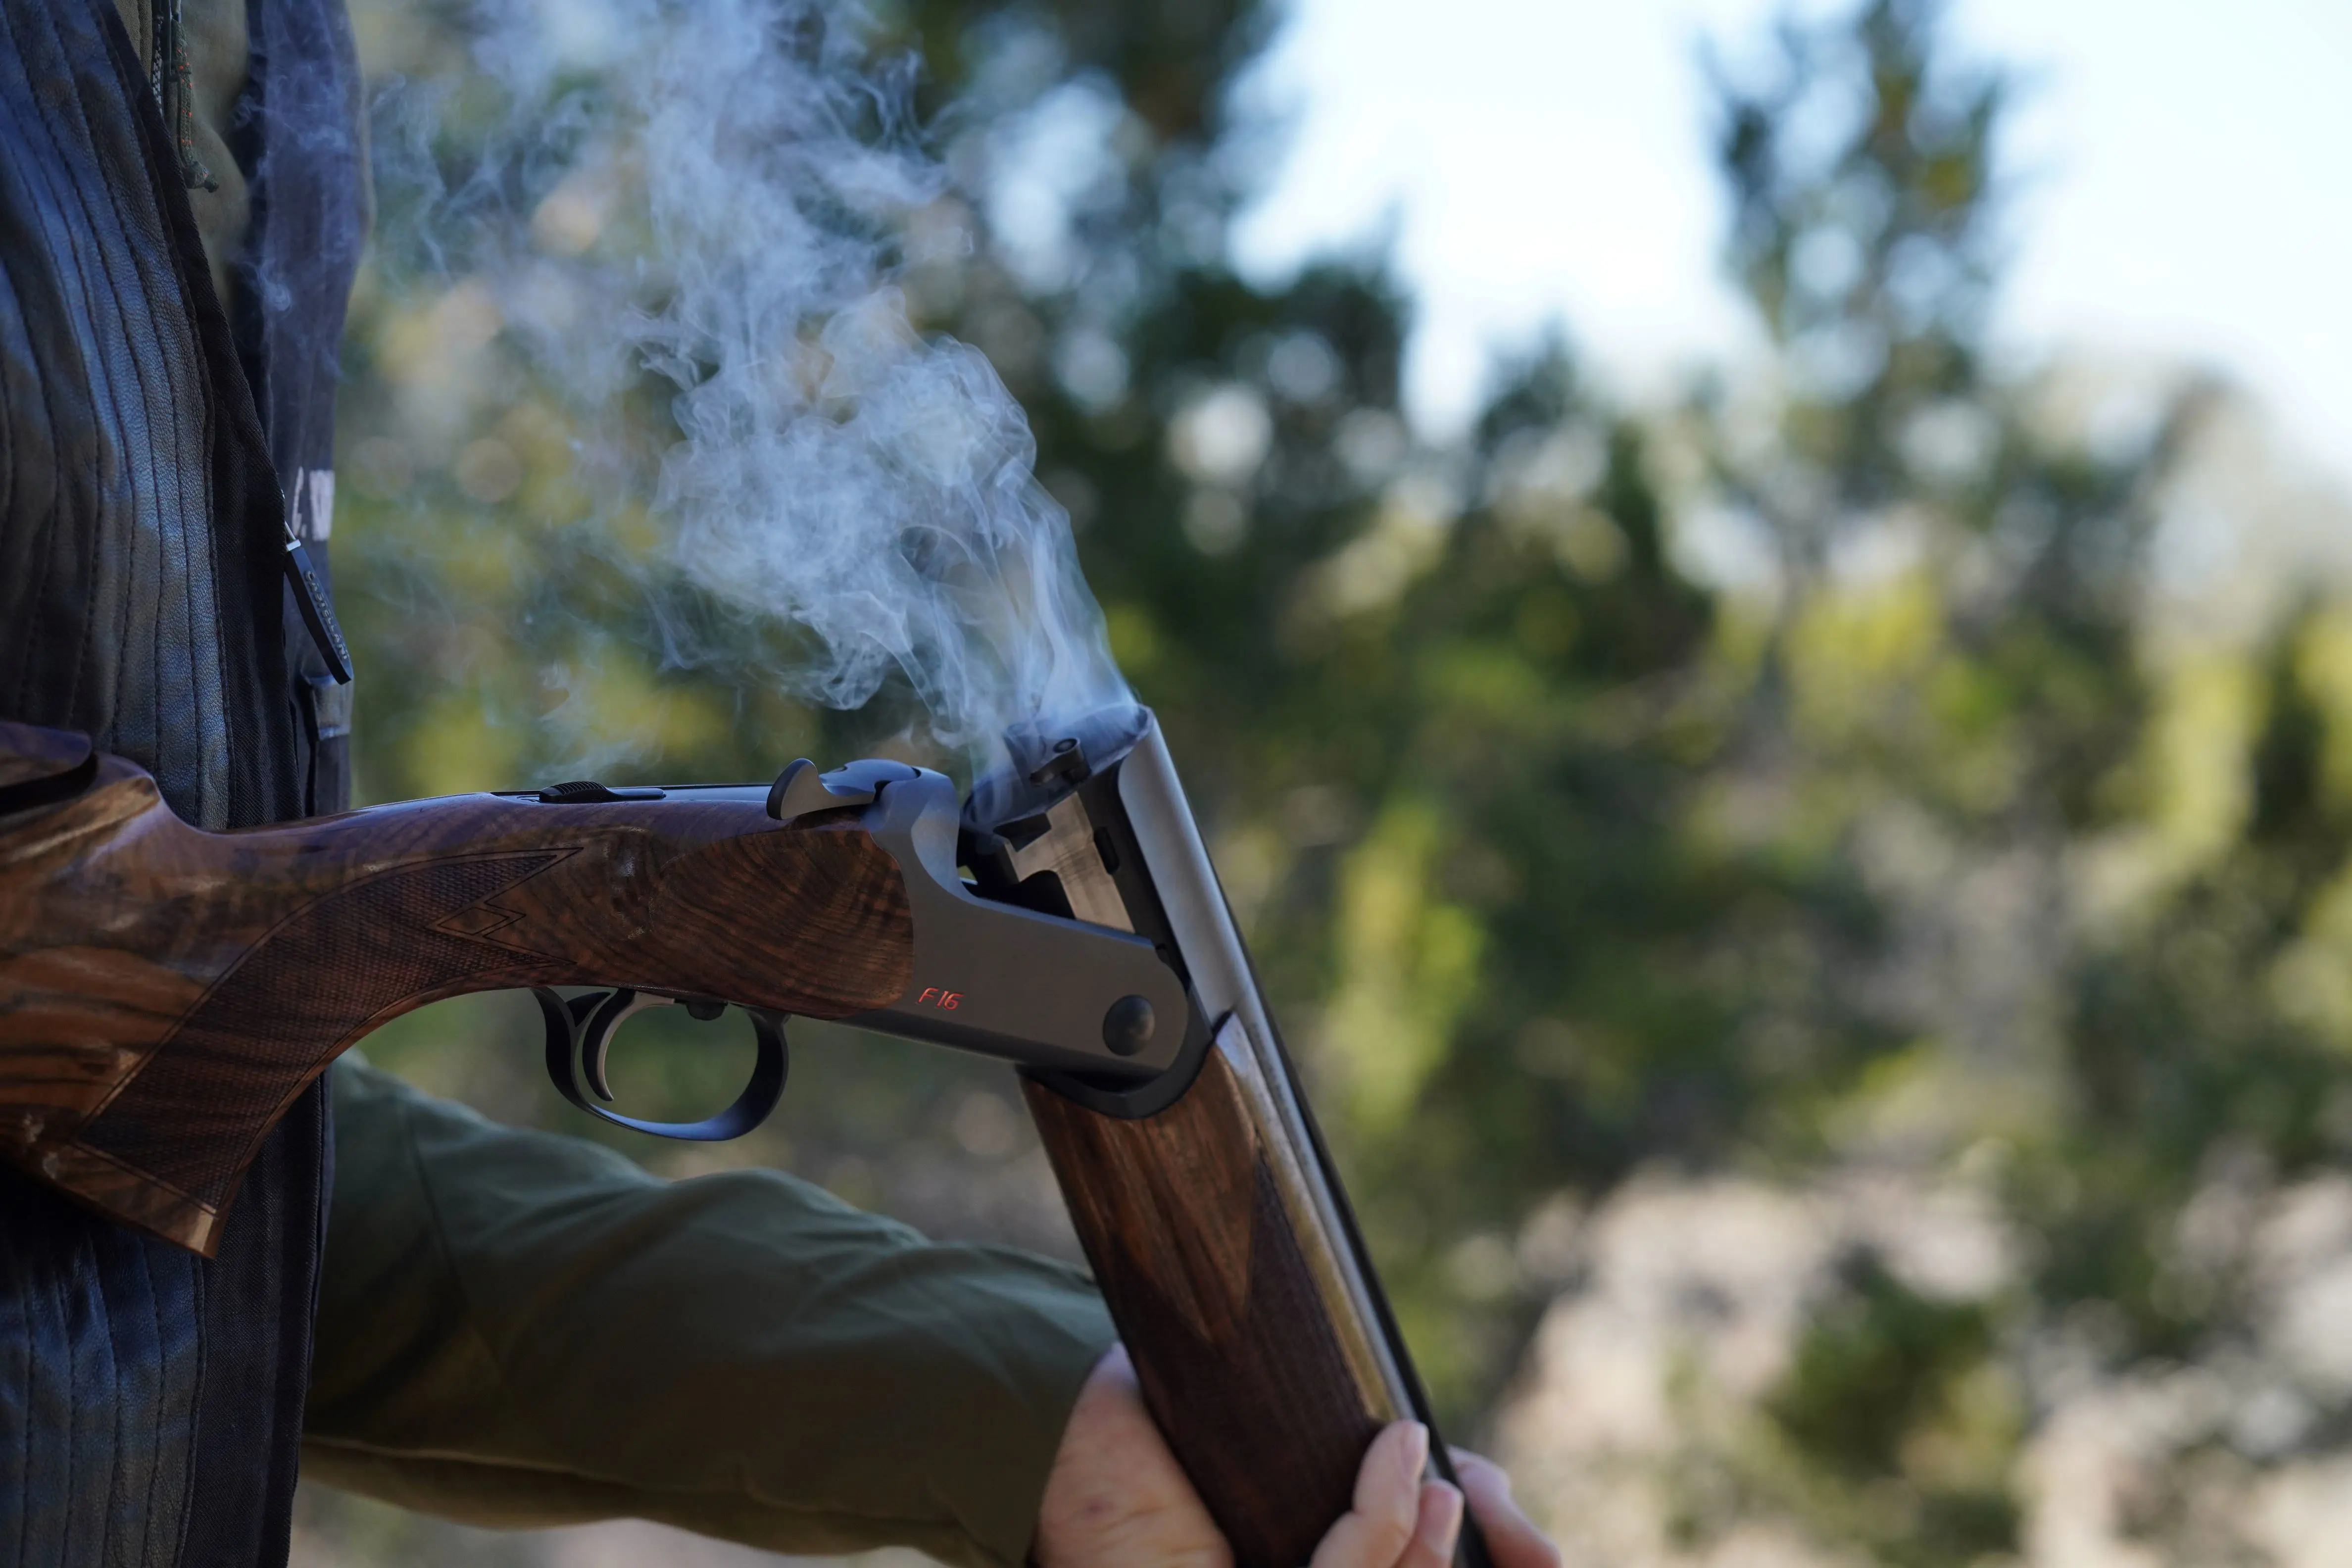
[0, 721, 914, 1252]
[0, 714, 1483, 1568]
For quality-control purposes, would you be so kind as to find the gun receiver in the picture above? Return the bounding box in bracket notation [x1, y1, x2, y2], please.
[0, 714, 1483, 1568]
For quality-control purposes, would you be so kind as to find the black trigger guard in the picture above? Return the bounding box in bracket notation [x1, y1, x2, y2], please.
[532, 987, 788, 1141]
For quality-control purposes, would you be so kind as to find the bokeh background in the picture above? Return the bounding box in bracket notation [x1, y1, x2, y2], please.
[295, 0, 2352, 1563]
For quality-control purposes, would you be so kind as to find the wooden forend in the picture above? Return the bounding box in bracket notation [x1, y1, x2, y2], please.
[1025, 1032, 1394, 1568]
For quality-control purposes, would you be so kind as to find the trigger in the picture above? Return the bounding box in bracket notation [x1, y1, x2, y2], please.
[531, 988, 634, 1103]
[555, 990, 615, 1100]
[579, 989, 672, 1102]
[532, 986, 790, 1143]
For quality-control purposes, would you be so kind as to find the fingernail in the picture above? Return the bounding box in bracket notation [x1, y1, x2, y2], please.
[1432, 1482, 1466, 1554]
[1401, 1422, 1431, 1484]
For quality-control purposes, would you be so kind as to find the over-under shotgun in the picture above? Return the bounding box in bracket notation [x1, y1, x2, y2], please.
[0, 711, 1484, 1568]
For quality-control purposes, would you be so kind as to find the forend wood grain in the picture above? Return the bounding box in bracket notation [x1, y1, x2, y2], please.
[1025, 1048, 1386, 1568]
[0, 722, 912, 1254]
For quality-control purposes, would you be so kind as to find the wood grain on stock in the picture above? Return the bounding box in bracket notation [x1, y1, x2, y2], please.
[1025, 1048, 1388, 1568]
[0, 721, 911, 1255]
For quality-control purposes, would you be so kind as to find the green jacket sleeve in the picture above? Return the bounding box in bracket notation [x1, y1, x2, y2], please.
[302, 1060, 1116, 1568]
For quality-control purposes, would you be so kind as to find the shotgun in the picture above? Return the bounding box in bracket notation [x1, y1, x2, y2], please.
[0, 710, 1485, 1568]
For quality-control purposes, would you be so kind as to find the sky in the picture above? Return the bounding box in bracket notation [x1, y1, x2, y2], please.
[1227, 0, 2352, 492]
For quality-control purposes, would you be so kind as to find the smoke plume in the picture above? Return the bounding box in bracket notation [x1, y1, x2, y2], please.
[392, 0, 1132, 770]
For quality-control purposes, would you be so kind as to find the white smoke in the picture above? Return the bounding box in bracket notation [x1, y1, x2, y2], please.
[418, 0, 1132, 766]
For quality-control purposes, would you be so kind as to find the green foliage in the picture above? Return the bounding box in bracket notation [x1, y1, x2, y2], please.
[1775, 1259, 1991, 1474]
[1763, 1253, 2017, 1568]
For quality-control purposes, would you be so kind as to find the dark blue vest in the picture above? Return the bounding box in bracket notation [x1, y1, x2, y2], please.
[0, 0, 364, 1561]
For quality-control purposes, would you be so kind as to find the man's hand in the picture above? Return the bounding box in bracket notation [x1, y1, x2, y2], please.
[1034, 1345, 1562, 1568]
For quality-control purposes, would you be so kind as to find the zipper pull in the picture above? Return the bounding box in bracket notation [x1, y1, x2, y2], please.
[281, 516, 354, 685]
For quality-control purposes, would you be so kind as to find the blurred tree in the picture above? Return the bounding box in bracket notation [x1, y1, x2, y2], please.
[1651, 2, 2352, 1564]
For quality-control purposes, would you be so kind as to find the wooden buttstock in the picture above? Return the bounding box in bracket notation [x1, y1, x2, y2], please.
[0, 721, 911, 1254]
[1026, 1022, 1402, 1568]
